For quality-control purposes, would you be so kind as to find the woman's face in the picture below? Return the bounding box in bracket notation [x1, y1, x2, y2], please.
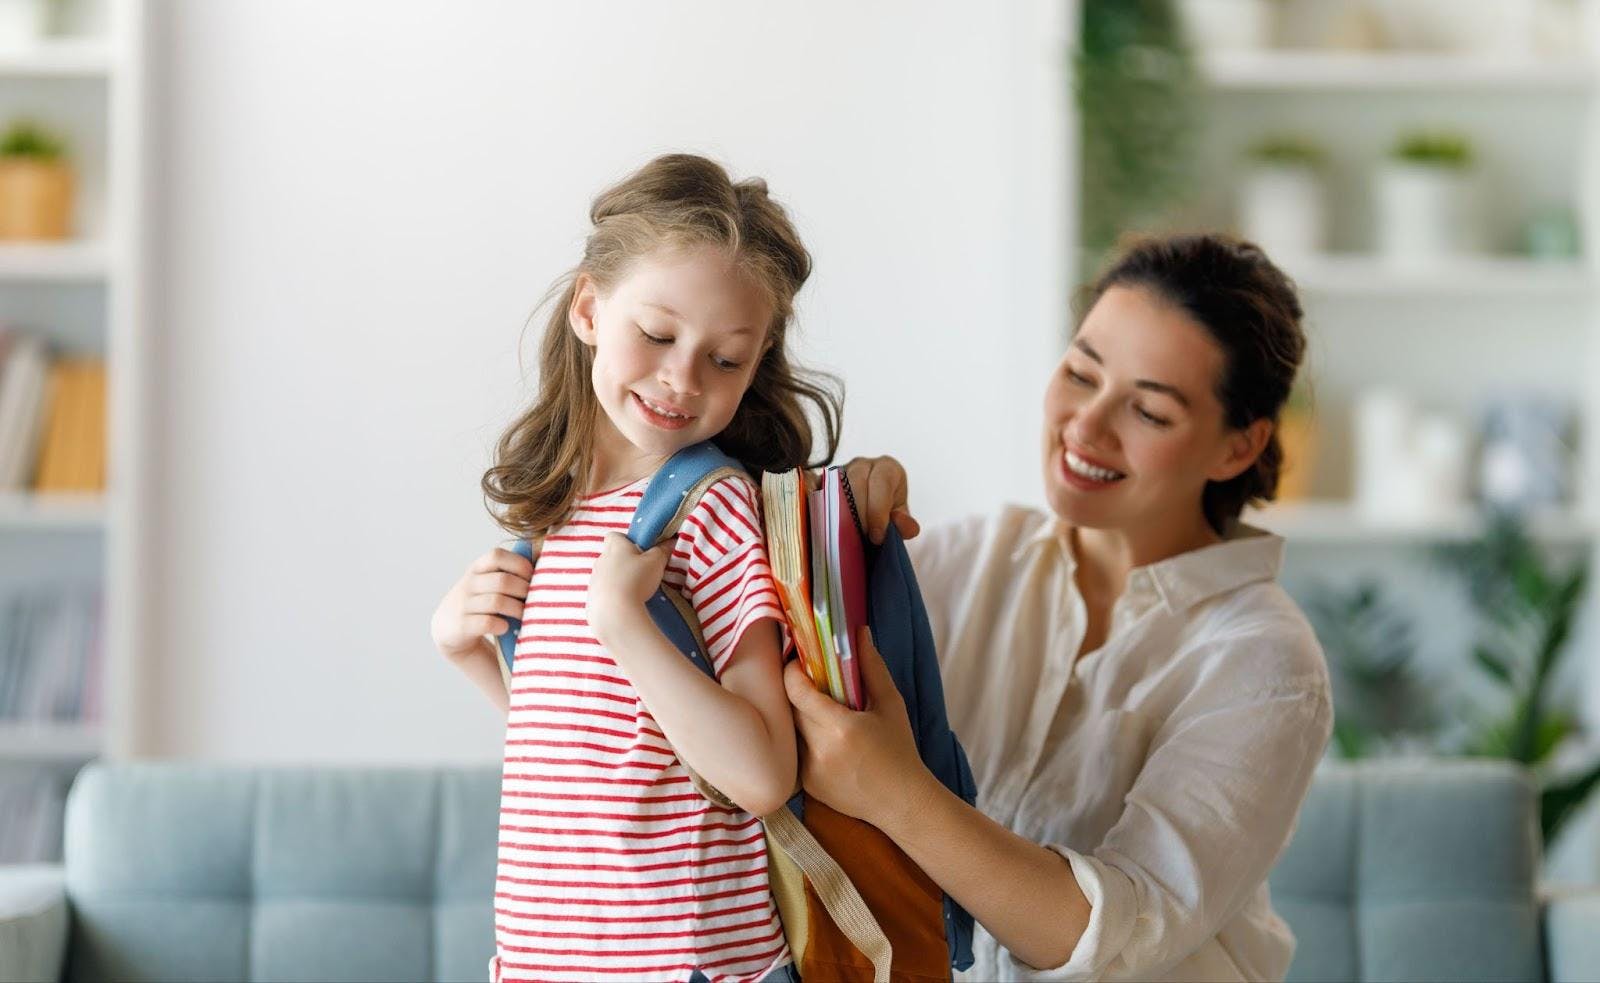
[1041, 284, 1260, 533]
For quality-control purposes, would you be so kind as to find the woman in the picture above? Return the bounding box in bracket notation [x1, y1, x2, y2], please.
[809, 234, 1333, 981]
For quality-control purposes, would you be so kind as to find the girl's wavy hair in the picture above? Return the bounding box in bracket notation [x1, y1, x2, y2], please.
[1079, 233, 1308, 534]
[483, 153, 843, 539]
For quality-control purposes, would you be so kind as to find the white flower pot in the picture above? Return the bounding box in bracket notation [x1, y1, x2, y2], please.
[1375, 163, 1483, 264]
[0, 0, 47, 52]
[1177, 0, 1276, 52]
[1239, 164, 1325, 260]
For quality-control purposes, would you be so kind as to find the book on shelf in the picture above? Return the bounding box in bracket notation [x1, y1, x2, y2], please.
[0, 767, 69, 863]
[0, 586, 103, 724]
[0, 327, 106, 495]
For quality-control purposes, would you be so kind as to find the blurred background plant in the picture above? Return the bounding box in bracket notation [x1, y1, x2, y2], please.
[1076, 0, 1199, 258]
[1313, 516, 1599, 843]
[1390, 129, 1475, 169]
[1307, 579, 1435, 759]
[1437, 517, 1599, 842]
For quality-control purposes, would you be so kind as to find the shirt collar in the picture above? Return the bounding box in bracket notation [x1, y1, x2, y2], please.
[1141, 524, 1285, 613]
[1021, 517, 1285, 613]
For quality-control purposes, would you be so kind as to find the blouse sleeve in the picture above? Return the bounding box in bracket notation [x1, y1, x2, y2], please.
[661, 474, 787, 677]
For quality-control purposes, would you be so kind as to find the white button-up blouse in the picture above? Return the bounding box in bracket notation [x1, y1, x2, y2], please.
[908, 507, 1333, 982]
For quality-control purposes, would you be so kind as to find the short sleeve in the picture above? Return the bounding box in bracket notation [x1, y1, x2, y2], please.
[661, 474, 787, 676]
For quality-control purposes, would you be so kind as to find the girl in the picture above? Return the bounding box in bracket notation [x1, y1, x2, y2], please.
[430, 154, 840, 983]
[805, 234, 1333, 981]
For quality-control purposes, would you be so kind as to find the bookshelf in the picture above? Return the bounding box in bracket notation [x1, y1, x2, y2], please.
[0, 0, 144, 862]
[1174, 20, 1600, 548]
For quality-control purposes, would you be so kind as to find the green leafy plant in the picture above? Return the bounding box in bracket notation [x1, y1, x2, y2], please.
[1309, 516, 1598, 843]
[1076, 0, 1200, 254]
[0, 120, 67, 162]
[1436, 516, 1597, 842]
[1307, 580, 1434, 759]
[1391, 130, 1474, 169]
[1248, 135, 1326, 169]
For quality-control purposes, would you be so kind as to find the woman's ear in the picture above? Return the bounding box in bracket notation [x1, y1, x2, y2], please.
[569, 274, 600, 346]
[1207, 418, 1273, 483]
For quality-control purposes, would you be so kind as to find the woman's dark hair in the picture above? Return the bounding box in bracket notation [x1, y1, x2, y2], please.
[1083, 233, 1307, 534]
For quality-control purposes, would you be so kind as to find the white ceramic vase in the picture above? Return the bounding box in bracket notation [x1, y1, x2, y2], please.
[1375, 163, 1483, 264]
[1240, 164, 1325, 260]
[1177, 0, 1276, 52]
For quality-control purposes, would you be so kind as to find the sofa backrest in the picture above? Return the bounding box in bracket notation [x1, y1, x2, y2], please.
[61, 758, 1548, 982]
[1269, 758, 1545, 983]
[62, 763, 500, 983]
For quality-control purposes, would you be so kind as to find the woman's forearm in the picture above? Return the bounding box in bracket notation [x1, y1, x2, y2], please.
[881, 772, 1092, 971]
[599, 613, 795, 816]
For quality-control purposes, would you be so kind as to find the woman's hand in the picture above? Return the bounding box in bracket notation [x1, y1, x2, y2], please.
[431, 546, 534, 663]
[840, 455, 920, 544]
[783, 625, 937, 830]
[587, 533, 673, 644]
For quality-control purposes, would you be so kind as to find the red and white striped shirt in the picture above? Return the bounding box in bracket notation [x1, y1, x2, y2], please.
[492, 473, 792, 983]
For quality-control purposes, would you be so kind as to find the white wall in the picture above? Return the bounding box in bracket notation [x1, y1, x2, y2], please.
[138, 0, 1070, 762]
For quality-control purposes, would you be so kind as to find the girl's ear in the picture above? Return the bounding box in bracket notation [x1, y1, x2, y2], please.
[569, 274, 600, 346]
[1207, 418, 1273, 483]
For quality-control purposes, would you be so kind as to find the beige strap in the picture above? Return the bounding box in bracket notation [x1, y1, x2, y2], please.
[651, 471, 894, 979]
[765, 807, 893, 983]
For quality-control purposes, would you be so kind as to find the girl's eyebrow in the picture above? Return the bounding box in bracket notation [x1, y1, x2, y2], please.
[644, 301, 757, 337]
[1073, 338, 1192, 408]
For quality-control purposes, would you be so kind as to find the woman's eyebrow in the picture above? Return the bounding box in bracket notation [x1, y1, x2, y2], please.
[1074, 338, 1191, 407]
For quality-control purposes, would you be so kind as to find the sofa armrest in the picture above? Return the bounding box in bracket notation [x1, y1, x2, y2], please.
[1545, 887, 1600, 983]
[0, 864, 67, 983]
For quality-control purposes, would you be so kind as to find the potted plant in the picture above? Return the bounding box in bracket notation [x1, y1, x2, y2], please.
[1376, 130, 1483, 264]
[1239, 135, 1327, 260]
[0, 119, 73, 240]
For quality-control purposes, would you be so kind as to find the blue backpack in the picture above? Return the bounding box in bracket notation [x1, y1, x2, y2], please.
[496, 442, 977, 980]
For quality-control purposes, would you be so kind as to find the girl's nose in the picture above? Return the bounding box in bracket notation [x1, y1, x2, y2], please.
[658, 354, 702, 397]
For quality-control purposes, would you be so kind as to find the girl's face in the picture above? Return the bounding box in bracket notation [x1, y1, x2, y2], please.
[571, 245, 771, 476]
[1041, 284, 1263, 534]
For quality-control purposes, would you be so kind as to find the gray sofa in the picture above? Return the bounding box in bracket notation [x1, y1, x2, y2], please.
[1, 758, 1596, 982]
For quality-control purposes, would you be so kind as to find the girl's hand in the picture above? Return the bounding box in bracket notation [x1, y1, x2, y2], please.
[430, 546, 534, 662]
[841, 455, 920, 544]
[587, 533, 673, 643]
[783, 626, 936, 831]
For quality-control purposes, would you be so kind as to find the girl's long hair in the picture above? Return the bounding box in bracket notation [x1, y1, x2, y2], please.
[483, 154, 842, 539]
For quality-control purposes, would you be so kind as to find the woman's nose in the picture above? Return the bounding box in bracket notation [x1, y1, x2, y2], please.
[1068, 396, 1114, 448]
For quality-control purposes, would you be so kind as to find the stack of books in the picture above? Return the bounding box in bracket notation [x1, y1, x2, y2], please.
[0, 587, 104, 723]
[0, 768, 69, 863]
[0, 329, 107, 494]
[761, 466, 868, 710]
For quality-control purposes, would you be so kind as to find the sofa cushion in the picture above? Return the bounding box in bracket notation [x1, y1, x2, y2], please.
[1270, 759, 1544, 983]
[62, 764, 499, 983]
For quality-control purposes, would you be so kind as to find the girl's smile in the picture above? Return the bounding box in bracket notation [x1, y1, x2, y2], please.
[630, 390, 696, 430]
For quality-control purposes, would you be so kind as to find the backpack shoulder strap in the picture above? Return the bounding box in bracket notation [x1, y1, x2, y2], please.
[628, 441, 749, 550]
[495, 443, 747, 680]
